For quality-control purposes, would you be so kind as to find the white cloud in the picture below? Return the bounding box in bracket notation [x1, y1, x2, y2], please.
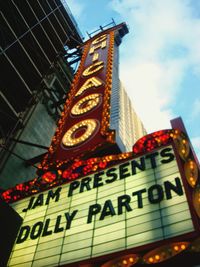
[109, 0, 200, 133]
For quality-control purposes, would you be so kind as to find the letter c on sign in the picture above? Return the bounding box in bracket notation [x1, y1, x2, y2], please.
[62, 119, 97, 147]
[82, 61, 104, 77]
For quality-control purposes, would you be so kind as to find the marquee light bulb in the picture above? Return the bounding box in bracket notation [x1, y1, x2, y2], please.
[129, 257, 134, 263]
[173, 245, 179, 251]
[148, 257, 154, 263]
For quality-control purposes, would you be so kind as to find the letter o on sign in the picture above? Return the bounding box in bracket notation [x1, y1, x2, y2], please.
[62, 119, 97, 147]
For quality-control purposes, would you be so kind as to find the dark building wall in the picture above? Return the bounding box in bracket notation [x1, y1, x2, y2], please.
[0, 0, 83, 189]
[0, 101, 57, 189]
[0, 198, 22, 266]
[1, 0, 82, 111]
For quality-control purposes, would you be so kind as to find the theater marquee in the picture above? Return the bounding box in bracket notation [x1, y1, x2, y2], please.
[8, 145, 196, 266]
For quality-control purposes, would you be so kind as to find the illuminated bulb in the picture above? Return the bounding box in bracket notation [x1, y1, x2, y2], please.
[122, 260, 127, 265]
[182, 149, 186, 154]
[129, 257, 134, 263]
[174, 245, 179, 251]
[57, 170, 62, 175]
[181, 244, 186, 250]
[155, 255, 160, 260]
[149, 257, 154, 263]
[190, 162, 194, 169]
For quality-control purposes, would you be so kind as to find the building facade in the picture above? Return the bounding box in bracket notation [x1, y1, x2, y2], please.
[0, 0, 83, 189]
[109, 35, 146, 153]
[110, 81, 146, 152]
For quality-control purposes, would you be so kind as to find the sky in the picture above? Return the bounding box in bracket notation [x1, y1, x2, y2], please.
[66, 0, 200, 161]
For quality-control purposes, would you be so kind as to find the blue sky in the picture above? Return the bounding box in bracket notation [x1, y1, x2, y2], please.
[66, 0, 200, 161]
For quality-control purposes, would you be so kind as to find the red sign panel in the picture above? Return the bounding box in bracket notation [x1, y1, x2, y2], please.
[41, 24, 127, 170]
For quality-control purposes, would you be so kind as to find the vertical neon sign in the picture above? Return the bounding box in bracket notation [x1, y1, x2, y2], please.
[41, 23, 128, 169]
